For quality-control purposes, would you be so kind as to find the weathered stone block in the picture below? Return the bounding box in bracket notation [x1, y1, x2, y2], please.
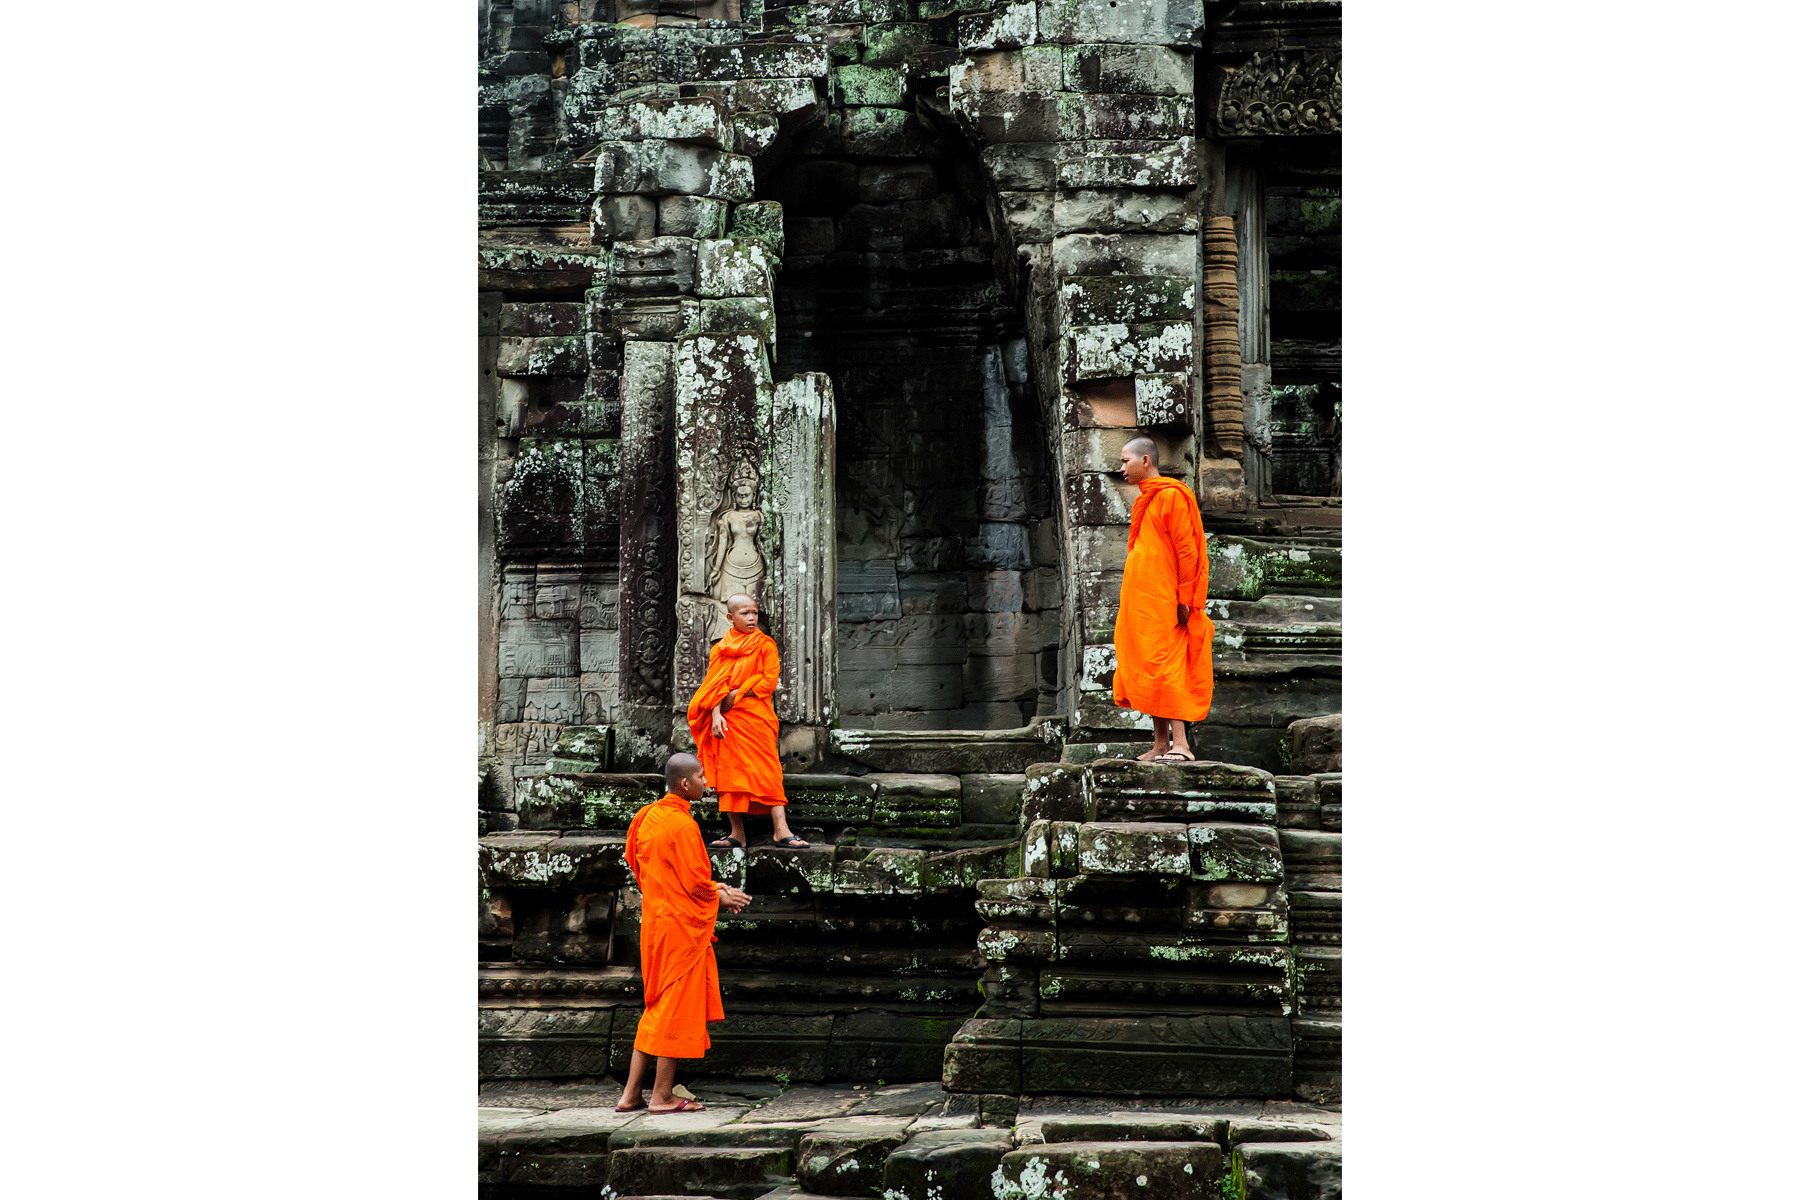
[1057, 137, 1198, 189]
[977, 924, 1056, 963]
[592, 193, 658, 242]
[743, 843, 836, 895]
[980, 141, 1056, 190]
[1239, 1140, 1343, 1200]
[697, 295, 776, 342]
[962, 773, 1028, 826]
[728, 199, 785, 258]
[1053, 232, 1197, 278]
[605, 95, 730, 147]
[1055, 188, 1198, 234]
[1135, 371, 1194, 424]
[998, 189, 1054, 242]
[927, 841, 1022, 892]
[479, 831, 630, 889]
[1065, 43, 1196, 95]
[657, 193, 727, 239]
[610, 236, 698, 296]
[994, 1141, 1222, 1200]
[595, 141, 752, 200]
[516, 772, 658, 830]
[1063, 93, 1195, 141]
[959, 2, 1043, 51]
[833, 63, 906, 107]
[1207, 535, 1342, 600]
[1065, 271, 1195, 329]
[696, 237, 775, 299]
[1019, 1014, 1292, 1097]
[497, 618, 579, 677]
[1070, 523, 1129, 572]
[843, 106, 924, 156]
[607, 296, 701, 341]
[1288, 712, 1342, 774]
[700, 42, 831, 80]
[855, 161, 940, 203]
[782, 774, 877, 825]
[1021, 762, 1091, 824]
[796, 1121, 914, 1194]
[1038, 0, 1203, 45]
[736, 75, 823, 118]
[732, 109, 779, 156]
[1191, 823, 1285, 883]
[953, 90, 1059, 143]
[1066, 320, 1193, 381]
[605, 1145, 791, 1199]
[870, 771, 963, 827]
[832, 846, 926, 894]
[882, 1128, 1016, 1200]
[1078, 821, 1191, 875]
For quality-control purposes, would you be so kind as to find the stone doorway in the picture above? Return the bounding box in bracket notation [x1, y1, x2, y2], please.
[762, 151, 1062, 732]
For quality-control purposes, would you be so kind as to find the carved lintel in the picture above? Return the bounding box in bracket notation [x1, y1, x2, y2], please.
[1209, 50, 1342, 139]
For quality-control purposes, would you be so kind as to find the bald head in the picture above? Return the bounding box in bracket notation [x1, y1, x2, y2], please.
[723, 592, 761, 634]
[1119, 435, 1161, 485]
[665, 752, 704, 795]
[725, 594, 755, 613]
[1121, 436, 1159, 467]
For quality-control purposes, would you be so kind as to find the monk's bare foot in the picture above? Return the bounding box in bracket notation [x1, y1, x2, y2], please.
[646, 1098, 706, 1113]
[1136, 744, 1169, 762]
[614, 1094, 646, 1112]
[1156, 747, 1196, 763]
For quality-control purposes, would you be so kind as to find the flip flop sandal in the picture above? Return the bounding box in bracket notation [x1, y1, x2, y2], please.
[772, 835, 810, 848]
[1155, 750, 1197, 763]
[647, 1098, 707, 1113]
[710, 836, 744, 848]
[613, 1099, 647, 1112]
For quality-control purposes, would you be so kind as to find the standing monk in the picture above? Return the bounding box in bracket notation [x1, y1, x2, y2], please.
[688, 594, 808, 849]
[617, 752, 753, 1114]
[1112, 436, 1215, 764]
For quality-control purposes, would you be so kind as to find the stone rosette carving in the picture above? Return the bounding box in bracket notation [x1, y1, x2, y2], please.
[1213, 50, 1341, 138]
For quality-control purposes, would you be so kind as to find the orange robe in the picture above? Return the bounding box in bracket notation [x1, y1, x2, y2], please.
[625, 792, 726, 1059]
[1112, 474, 1215, 723]
[686, 627, 787, 815]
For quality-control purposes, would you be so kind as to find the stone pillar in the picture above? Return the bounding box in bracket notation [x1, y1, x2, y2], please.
[1225, 162, 1272, 503]
[670, 334, 838, 759]
[1201, 215, 1244, 457]
[672, 331, 777, 715]
[770, 371, 836, 734]
[616, 340, 676, 770]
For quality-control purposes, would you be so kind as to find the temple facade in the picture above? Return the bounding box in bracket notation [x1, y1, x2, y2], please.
[478, 3, 1341, 1191]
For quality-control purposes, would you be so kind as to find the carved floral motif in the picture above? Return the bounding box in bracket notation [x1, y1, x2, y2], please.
[1215, 50, 1341, 137]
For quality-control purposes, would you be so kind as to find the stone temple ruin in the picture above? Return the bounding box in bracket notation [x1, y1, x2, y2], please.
[478, 2, 1341, 1196]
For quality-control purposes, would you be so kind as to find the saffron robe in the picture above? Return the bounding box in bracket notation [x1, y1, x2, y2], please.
[1112, 474, 1215, 723]
[625, 792, 726, 1058]
[686, 627, 787, 815]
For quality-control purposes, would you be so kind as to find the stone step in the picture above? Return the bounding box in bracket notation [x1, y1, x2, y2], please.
[830, 719, 1064, 774]
[604, 1144, 792, 1199]
[994, 1140, 1222, 1200]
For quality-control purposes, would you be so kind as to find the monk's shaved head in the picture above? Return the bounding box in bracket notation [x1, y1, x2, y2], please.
[1122, 436, 1159, 467]
[725, 594, 756, 613]
[665, 752, 704, 792]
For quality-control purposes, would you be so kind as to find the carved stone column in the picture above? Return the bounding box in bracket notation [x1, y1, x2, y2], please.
[616, 340, 676, 770]
[670, 333, 836, 761]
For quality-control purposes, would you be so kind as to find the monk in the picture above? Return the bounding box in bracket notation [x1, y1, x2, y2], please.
[687, 593, 808, 848]
[1112, 435, 1215, 764]
[617, 753, 752, 1113]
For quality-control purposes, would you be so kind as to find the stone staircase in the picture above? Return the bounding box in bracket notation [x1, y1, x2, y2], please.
[479, 1080, 1341, 1200]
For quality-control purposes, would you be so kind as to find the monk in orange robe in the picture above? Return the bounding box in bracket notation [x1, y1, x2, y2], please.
[1112, 435, 1215, 763]
[687, 593, 808, 848]
[616, 752, 753, 1114]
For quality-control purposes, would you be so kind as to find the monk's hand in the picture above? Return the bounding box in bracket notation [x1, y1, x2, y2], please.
[720, 688, 738, 714]
[710, 706, 729, 738]
[1177, 603, 1190, 626]
[717, 884, 752, 913]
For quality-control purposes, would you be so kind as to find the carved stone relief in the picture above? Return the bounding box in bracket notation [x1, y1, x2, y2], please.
[1211, 50, 1342, 138]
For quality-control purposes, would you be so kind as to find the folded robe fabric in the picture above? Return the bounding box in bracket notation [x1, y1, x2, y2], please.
[686, 627, 787, 814]
[1112, 474, 1216, 723]
[625, 792, 725, 1059]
